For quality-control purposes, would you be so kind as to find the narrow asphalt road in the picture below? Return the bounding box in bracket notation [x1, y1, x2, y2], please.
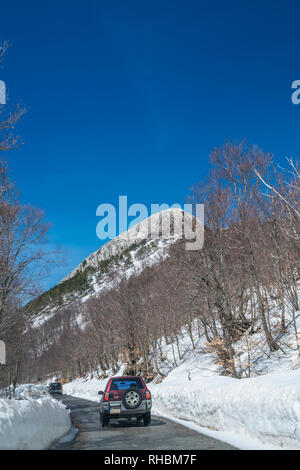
[52, 395, 235, 450]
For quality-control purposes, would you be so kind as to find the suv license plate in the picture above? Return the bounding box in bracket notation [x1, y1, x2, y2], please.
[110, 407, 120, 414]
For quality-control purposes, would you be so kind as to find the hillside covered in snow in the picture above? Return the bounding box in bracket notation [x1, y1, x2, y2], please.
[30, 208, 191, 329]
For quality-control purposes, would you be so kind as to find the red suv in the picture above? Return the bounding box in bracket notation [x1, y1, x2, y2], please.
[98, 376, 152, 427]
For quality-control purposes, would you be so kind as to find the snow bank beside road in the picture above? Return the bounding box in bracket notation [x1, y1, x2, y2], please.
[149, 369, 300, 449]
[63, 377, 106, 401]
[0, 397, 71, 450]
[64, 368, 300, 449]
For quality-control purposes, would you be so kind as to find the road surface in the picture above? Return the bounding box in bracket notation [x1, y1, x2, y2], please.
[52, 395, 235, 450]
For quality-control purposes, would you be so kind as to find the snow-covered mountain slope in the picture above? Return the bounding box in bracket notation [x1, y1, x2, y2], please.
[62, 208, 192, 282]
[30, 208, 193, 328]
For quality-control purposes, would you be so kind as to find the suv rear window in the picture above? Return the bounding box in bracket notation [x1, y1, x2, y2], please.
[110, 378, 143, 390]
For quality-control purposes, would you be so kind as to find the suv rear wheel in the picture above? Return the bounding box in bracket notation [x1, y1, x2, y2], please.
[143, 412, 151, 426]
[100, 412, 109, 428]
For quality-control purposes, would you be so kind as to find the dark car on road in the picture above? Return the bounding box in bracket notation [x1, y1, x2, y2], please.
[48, 382, 63, 395]
[98, 376, 152, 427]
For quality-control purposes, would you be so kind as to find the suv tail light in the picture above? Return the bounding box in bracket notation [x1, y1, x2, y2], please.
[145, 391, 151, 399]
[104, 392, 113, 401]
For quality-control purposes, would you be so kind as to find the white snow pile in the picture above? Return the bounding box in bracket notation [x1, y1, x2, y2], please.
[149, 369, 300, 449]
[64, 377, 108, 401]
[0, 397, 71, 450]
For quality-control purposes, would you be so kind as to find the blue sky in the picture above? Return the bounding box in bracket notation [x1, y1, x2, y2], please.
[1, 0, 300, 289]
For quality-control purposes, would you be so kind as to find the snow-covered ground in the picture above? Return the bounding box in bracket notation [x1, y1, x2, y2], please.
[63, 369, 300, 449]
[150, 368, 300, 449]
[0, 396, 71, 450]
[63, 312, 300, 450]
